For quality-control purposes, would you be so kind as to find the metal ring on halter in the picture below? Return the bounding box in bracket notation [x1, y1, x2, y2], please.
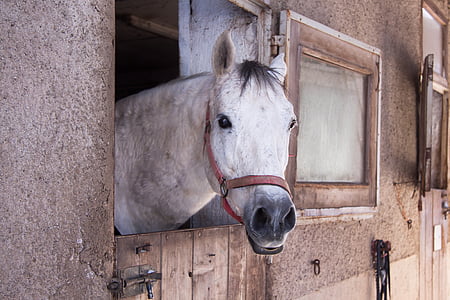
[220, 179, 228, 197]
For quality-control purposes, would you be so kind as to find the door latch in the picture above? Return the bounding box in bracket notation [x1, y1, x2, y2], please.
[108, 265, 162, 299]
[442, 200, 450, 220]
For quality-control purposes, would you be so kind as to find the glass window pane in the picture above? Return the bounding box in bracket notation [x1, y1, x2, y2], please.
[423, 8, 444, 75]
[297, 56, 367, 183]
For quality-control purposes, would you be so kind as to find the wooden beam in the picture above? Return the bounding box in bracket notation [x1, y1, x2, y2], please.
[122, 14, 178, 40]
[227, 0, 269, 15]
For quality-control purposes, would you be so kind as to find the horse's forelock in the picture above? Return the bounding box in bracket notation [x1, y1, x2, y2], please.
[238, 60, 282, 93]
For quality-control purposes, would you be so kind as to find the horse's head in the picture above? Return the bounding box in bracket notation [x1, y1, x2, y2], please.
[205, 32, 297, 254]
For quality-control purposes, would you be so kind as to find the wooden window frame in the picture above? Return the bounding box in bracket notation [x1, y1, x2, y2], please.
[280, 11, 381, 217]
[422, 1, 448, 92]
[228, 0, 272, 65]
[420, 2, 449, 195]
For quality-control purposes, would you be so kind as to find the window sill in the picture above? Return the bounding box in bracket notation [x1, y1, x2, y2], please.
[295, 206, 377, 225]
[432, 73, 448, 94]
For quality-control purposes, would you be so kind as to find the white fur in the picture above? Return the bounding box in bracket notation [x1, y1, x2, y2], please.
[208, 67, 294, 217]
[269, 53, 287, 83]
[115, 75, 216, 233]
[115, 32, 294, 237]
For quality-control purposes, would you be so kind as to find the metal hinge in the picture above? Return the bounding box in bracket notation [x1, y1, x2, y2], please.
[108, 265, 162, 299]
[270, 35, 286, 56]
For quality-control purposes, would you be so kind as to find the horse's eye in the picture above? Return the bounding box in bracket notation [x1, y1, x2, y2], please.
[218, 115, 232, 129]
[289, 119, 297, 130]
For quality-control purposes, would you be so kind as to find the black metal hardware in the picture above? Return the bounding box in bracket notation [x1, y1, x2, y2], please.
[407, 219, 412, 229]
[312, 259, 320, 275]
[108, 265, 162, 299]
[107, 278, 120, 294]
[146, 281, 154, 299]
[442, 200, 450, 220]
[372, 240, 391, 300]
[136, 244, 152, 254]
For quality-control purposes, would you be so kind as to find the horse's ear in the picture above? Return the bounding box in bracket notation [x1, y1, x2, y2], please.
[269, 54, 287, 84]
[212, 31, 236, 76]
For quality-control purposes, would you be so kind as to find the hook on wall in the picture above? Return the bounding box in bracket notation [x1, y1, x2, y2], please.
[311, 259, 320, 275]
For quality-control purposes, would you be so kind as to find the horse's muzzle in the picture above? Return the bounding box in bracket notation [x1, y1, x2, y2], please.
[244, 191, 296, 255]
[247, 233, 284, 255]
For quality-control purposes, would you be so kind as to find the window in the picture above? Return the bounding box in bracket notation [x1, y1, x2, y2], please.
[297, 56, 368, 184]
[281, 11, 381, 213]
[422, 3, 447, 84]
[419, 2, 448, 194]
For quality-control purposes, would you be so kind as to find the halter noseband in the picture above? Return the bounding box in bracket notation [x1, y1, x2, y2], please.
[204, 105, 292, 224]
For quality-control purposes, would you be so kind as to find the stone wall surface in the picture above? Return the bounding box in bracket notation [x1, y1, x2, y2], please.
[296, 255, 419, 300]
[0, 1, 115, 298]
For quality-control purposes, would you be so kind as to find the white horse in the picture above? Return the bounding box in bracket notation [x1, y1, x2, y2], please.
[115, 31, 297, 254]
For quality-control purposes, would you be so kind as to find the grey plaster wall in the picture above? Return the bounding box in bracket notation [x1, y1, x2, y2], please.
[0, 1, 115, 298]
[268, 0, 428, 298]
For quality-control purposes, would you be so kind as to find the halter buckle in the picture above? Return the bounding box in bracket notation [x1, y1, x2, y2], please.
[220, 178, 228, 197]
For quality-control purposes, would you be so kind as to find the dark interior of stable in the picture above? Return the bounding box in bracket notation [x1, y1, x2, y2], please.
[115, 0, 179, 100]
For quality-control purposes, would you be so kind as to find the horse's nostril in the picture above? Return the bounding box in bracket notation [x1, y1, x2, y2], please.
[252, 205, 295, 235]
[253, 207, 269, 231]
[284, 207, 296, 231]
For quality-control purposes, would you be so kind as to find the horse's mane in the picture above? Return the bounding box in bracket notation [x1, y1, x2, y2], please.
[238, 60, 282, 93]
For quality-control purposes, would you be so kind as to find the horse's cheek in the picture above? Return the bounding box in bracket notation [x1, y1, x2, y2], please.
[229, 187, 254, 213]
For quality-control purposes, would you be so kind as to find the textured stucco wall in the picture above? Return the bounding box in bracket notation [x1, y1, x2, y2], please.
[0, 1, 115, 298]
[268, 0, 429, 298]
[297, 255, 419, 300]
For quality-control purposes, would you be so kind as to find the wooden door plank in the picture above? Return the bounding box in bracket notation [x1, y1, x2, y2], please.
[431, 189, 448, 300]
[424, 193, 433, 300]
[419, 206, 426, 300]
[161, 231, 193, 300]
[245, 244, 266, 299]
[136, 233, 162, 300]
[432, 190, 441, 300]
[432, 247, 441, 300]
[228, 226, 247, 300]
[442, 204, 449, 300]
[193, 227, 229, 300]
[442, 212, 449, 300]
[116, 233, 162, 300]
[116, 235, 140, 270]
[420, 190, 449, 300]
[116, 235, 143, 300]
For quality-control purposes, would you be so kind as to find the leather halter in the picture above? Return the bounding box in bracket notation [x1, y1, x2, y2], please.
[204, 105, 292, 224]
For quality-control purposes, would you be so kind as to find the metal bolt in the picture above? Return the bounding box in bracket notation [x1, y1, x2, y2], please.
[107, 278, 121, 292]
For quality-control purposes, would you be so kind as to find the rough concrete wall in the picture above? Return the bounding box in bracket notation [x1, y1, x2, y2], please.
[0, 1, 115, 298]
[297, 255, 418, 300]
[268, 0, 424, 298]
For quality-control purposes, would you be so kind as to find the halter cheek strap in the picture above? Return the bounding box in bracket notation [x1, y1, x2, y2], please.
[204, 105, 292, 224]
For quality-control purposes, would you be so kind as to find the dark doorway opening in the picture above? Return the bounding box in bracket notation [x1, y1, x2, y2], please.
[115, 0, 179, 100]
